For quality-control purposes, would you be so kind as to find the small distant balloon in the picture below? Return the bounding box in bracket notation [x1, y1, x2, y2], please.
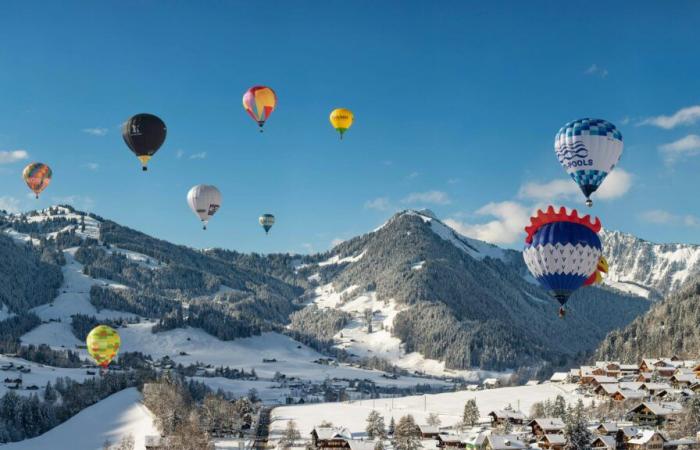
[86, 325, 120, 370]
[122, 113, 167, 171]
[23, 162, 52, 199]
[259, 214, 275, 234]
[187, 184, 221, 230]
[329, 108, 354, 140]
[242, 86, 277, 132]
[554, 118, 623, 207]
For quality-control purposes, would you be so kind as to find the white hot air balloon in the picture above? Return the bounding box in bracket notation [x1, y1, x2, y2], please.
[187, 184, 221, 230]
[554, 118, 623, 207]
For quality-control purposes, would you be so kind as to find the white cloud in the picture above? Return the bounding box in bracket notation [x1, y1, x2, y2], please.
[640, 105, 700, 129]
[331, 238, 344, 247]
[364, 197, 391, 211]
[585, 64, 608, 78]
[659, 134, 700, 164]
[518, 169, 632, 203]
[595, 169, 633, 199]
[402, 190, 451, 205]
[0, 196, 21, 213]
[176, 149, 185, 159]
[447, 178, 460, 185]
[83, 162, 99, 171]
[82, 127, 109, 136]
[407, 171, 419, 179]
[640, 209, 700, 227]
[0, 150, 29, 164]
[444, 201, 531, 245]
[189, 152, 207, 160]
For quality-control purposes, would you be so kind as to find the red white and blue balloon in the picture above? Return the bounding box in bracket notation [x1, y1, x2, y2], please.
[554, 118, 623, 207]
[523, 206, 603, 316]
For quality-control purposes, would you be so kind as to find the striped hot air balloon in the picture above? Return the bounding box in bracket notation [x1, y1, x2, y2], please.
[259, 214, 275, 234]
[523, 206, 603, 317]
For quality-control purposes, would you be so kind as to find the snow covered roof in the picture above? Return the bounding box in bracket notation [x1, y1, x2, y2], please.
[616, 389, 645, 400]
[490, 410, 526, 420]
[486, 435, 527, 450]
[348, 440, 377, 450]
[525, 380, 540, 386]
[619, 382, 643, 391]
[595, 383, 619, 395]
[596, 422, 618, 433]
[592, 376, 618, 383]
[591, 435, 616, 448]
[313, 427, 352, 440]
[629, 402, 683, 416]
[543, 434, 566, 445]
[483, 378, 500, 385]
[640, 382, 672, 391]
[418, 424, 439, 434]
[550, 372, 569, 382]
[628, 430, 665, 445]
[528, 418, 565, 430]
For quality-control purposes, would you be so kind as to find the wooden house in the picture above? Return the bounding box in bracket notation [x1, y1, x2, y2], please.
[626, 402, 682, 427]
[528, 418, 565, 438]
[418, 424, 440, 439]
[594, 423, 619, 436]
[311, 427, 352, 450]
[484, 435, 527, 450]
[537, 434, 566, 450]
[611, 389, 646, 402]
[591, 435, 616, 450]
[627, 430, 666, 450]
[488, 410, 526, 427]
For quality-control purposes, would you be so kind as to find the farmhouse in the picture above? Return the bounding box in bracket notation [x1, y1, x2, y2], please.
[627, 402, 682, 427]
[528, 418, 565, 438]
[626, 430, 666, 450]
[488, 410, 526, 427]
[311, 427, 352, 450]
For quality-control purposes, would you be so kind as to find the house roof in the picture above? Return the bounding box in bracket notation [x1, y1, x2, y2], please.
[641, 383, 672, 391]
[550, 372, 569, 382]
[348, 441, 377, 450]
[525, 380, 540, 386]
[595, 384, 619, 395]
[591, 435, 616, 448]
[313, 427, 352, 440]
[620, 426, 640, 438]
[629, 402, 683, 417]
[490, 410, 526, 420]
[418, 424, 439, 434]
[620, 365, 639, 371]
[592, 376, 618, 384]
[528, 418, 565, 430]
[616, 389, 646, 400]
[619, 382, 643, 391]
[484, 378, 500, 385]
[628, 430, 665, 445]
[486, 434, 527, 450]
[596, 422, 618, 433]
[543, 434, 566, 445]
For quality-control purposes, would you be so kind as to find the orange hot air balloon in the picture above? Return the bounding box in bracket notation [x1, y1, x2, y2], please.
[242, 86, 277, 132]
[23, 162, 52, 199]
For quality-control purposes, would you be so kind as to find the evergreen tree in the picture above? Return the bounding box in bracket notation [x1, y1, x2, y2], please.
[393, 415, 420, 450]
[366, 410, 386, 440]
[280, 420, 301, 450]
[461, 399, 479, 429]
[563, 400, 592, 450]
[552, 395, 567, 419]
[43, 381, 57, 404]
[388, 417, 396, 436]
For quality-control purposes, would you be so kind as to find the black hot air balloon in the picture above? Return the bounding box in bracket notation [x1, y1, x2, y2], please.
[122, 113, 167, 171]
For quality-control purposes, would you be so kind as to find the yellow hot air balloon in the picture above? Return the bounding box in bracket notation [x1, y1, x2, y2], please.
[86, 325, 120, 370]
[22, 162, 52, 199]
[330, 108, 354, 140]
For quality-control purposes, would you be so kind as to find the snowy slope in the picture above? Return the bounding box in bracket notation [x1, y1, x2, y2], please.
[0, 355, 96, 398]
[2, 388, 158, 450]
[601, 229, 700, 299]
[270, 383, 586, 439]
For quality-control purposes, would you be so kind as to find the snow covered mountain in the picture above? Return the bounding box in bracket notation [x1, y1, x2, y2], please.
[600, 229, 700, 300]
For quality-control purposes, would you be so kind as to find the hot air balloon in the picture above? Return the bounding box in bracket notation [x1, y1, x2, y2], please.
[554, 118, 623, 207]
[187, 184, 221, 230]
[122, 113, 167, 171]
[86, 325, 120, 371]
[329, 108, 354, 139]
[259, 214, 275, 234]
[242, 86, 277, 132]
[23, 162, 52, 199]
[523, 206, 603, 317]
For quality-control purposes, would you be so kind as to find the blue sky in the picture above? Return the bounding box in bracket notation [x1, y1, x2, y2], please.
[1, 1, 699, 253]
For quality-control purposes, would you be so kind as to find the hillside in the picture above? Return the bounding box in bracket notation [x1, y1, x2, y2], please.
[595, 275, 700, 362]
[601, 229, 700, 300]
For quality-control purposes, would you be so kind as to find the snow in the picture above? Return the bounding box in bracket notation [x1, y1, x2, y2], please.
[0, 355, 97, 398]
[191, 377, 289, 403]
[118, 324, 447, 388]
[21, 321, 84, 349]
[0, 304, 15, 321]
[411, 261, 425, 271]
[319, 251, 366, 267]
[2, 388, 158, 450]
[105, 247, 161, 270]
[270, 383, 586, 439]
[308, 285, 505, 382]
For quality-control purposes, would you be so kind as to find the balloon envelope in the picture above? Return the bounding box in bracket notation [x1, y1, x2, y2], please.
[259, 214, 275, 233]
[122, 113, 167, 170]
[187, 184, 221, 228]
[554, 118, 623, 206]
[242, 86, 277, 129]
[23, 162, 52, 198]
[86, 325, 120, 368]
[330, 108, 354, 139]
[523, 206, 603, 311]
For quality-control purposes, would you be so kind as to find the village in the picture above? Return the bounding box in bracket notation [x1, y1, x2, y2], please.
[249, 357, 700, 450]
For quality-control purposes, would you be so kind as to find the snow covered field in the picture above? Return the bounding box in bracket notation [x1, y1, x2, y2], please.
[2, 388, 157, 450]
[270, 383, 585, 439]
[0, 355, 96, 398]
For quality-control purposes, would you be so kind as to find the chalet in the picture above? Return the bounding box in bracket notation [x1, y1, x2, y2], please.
[596, 362, 622, 378]
[537, 434, 566, 450]
[438, 434, 471, 449]
[669, 373, 697, 388]
[619, 382, 644, 391]
[664, 437, 699, 450]
[484, 435, 527, 450]
[528, 418, 565, 438]
[418, 424, 440, 439]
[549, 372, 569, 383]
[627, 402, 683, 427]
[591, 376, 618, 388]
[637, 373, 653, 383]
[591, 436, 617, 450]
[595, 423, 619, 436]
[569, 369, 581, 383]
[620, 365, 641, 376]
[311, 427, 352, 450]
[483, 378, 500, 389]
[594, 384, 619, 398]
[640, 359, 667, 373]
[627, 430, 666, 450]
[611, 390, 646, 402]
[639, 383, 672, 396]
[488, 410, 526, 427]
